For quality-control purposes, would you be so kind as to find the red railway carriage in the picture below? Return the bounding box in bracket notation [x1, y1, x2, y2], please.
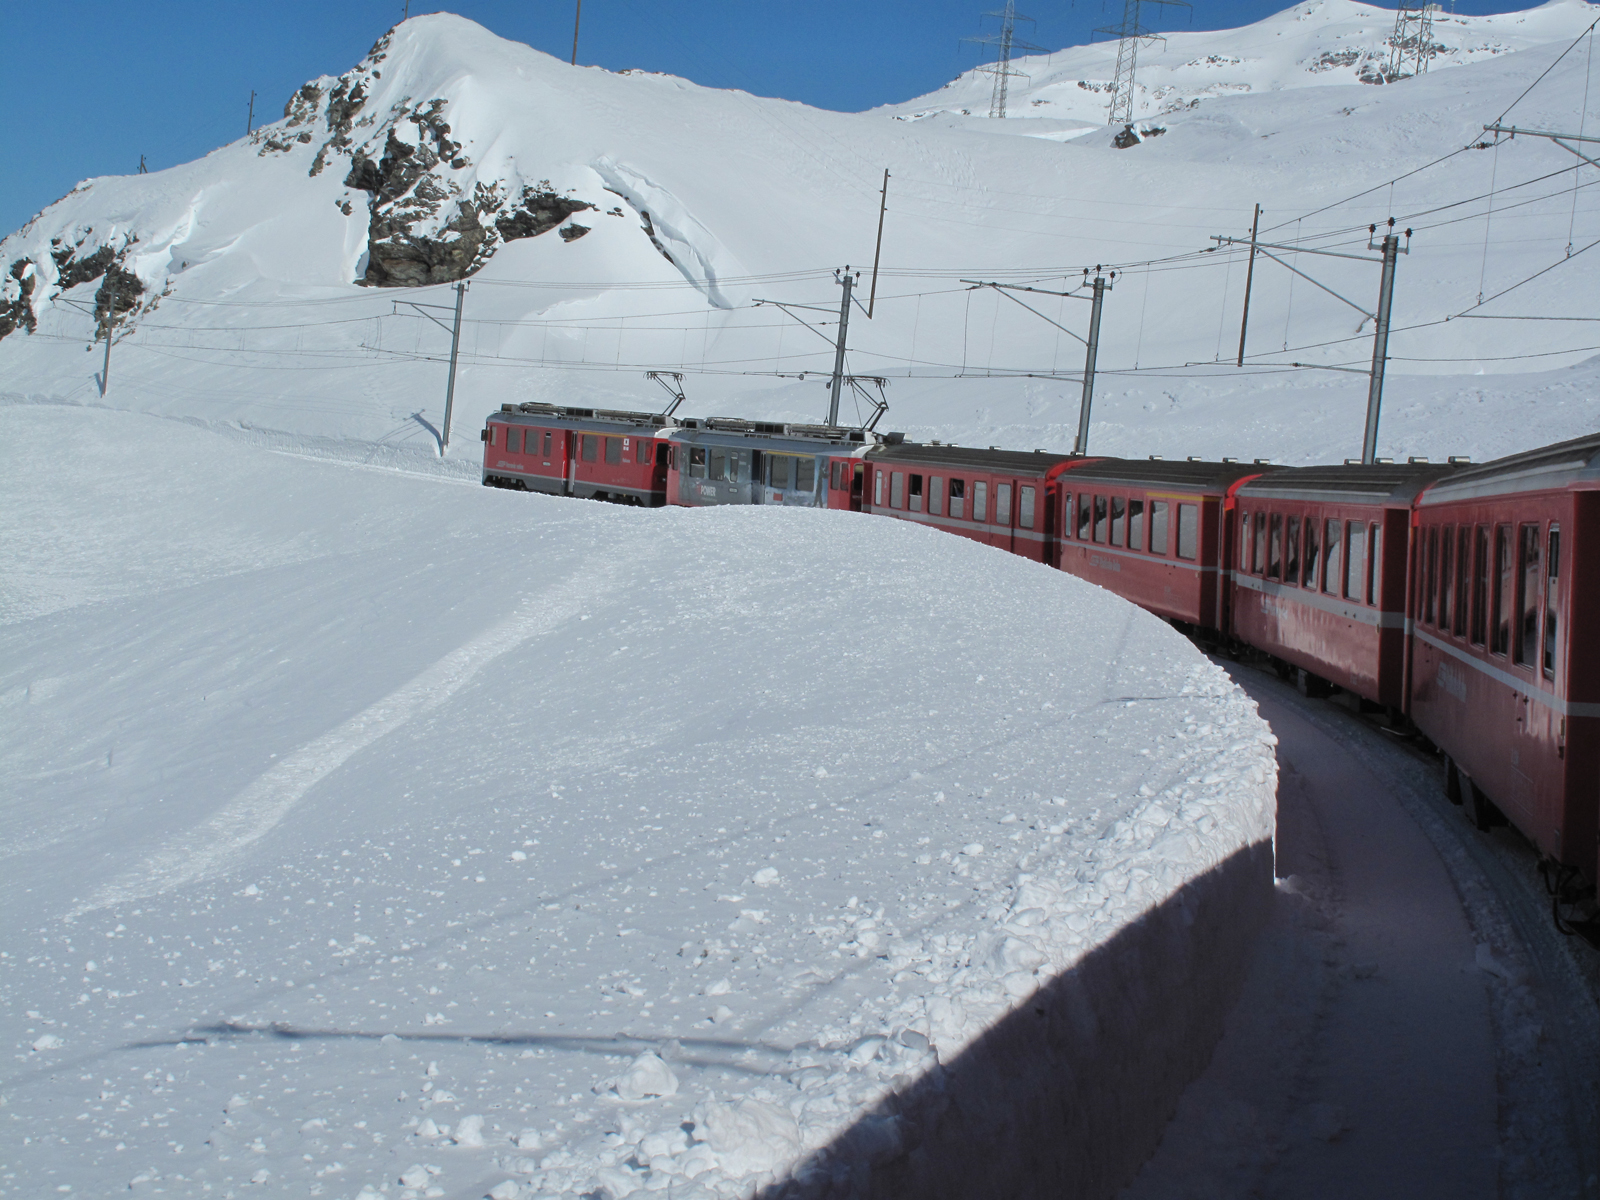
[482, 403, 672, 504]
[665, 420, 877, 508]
[1056, 459, 1270, 630]
[1409, 434, 1600, 885]
[858, 444, 1081, 562]
[1229, 462, 1454, 708]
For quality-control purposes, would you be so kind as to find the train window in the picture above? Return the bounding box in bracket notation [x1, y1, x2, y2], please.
[1093, 495, 1108, 543]
[873, 468, 884, 506]
[688, 446, 707, 478]
[1240, 512, 1253, 570]
[973, 482, 989, 523]
[1367, 524, 1381, 605]
[1516, 523, 1541, 667]
[829, 461, 842, 490]
[796, 457, 815, 492]
[505, 428, 522, 454]
[1424, 527, 1439, 626]
[1323, 520, 1340, 593]
[1177, 504, 1198, 560]
[1493, 524, 1512, 656]
[949, 478, 965, 519]
[1345, 522, 1366, 601]
[605, 437, 622, 465]
[1126, 498, 1143, 551]
[1150, 501, 1169, 555]
[996, 483, 1012, 526]
[930, 476, 945, 516]
[487, 425, 498, 446]
[1439, 527, 1454, 631]
[1254, 511, 1268, 575]
[582, 434, 598, 463]
[1453, 527, 1468, 637]
[1545, 526, 1560, 679]
[890, 471, 905, 509]
[1286, 517, 1302, 586]
[1110, 497, 1126, 546]
[1471, 525, 1489, 646]
[710, 447, 727, 482]
[909, 474, 924, 513]
[545, 431, 554, 457]
[1078, 494, 1092, 540]
[1268, 514, 1283, 580]
[637, 439, 652, 464]
[1020, 486, 1036, 529]
[1304, 518, 1320, 589]
[770, 455, 791, 490]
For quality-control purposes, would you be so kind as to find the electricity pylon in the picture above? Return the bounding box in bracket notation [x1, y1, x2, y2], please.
[963, 3, 1047, 119]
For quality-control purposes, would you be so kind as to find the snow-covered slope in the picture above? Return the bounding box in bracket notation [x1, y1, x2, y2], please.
[2, 1, 1598, 471]
[1, 405, 1276, 1197]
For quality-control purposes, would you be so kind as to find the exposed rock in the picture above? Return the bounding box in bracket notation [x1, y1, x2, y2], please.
[558, 223, 591, 242]
[51, 241, 116, 293]
[638, 210, 675, 264]
[1, 259, 38, 339]
[93, 263, 144, 339]
[494, 185, 594, 242]
[283, 82, 324, 126]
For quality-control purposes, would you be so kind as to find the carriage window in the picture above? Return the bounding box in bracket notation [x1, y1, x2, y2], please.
[1110, 496, 1126, 546]
[1345, 522, 1366, 601]
[1493, 524, 1513, 656]
[1516, 523, 1541, 667]
[709, 447, 727, 482]
[1471, 525, 1489, 646]
[830, 460, 844, 490]
[874, 468, 885, 507]
[909, 473, 924, 512]
[545, 431, 554, 457]
[1323, 520, 1341, 593]
[1304, 516, 1321, 589]
[506, 428, 522, 454]
[605, 437, 622, 465]
[1078, 494, 1093, 540]
[1254, 511, 1268, 575]
[1286, 517, 1302, 586]
[1177, 504, 1199, 560]
[1454, 527, 1469, 637]
[949, 478, 965, 519]
[637, 439, 652, 464]
[1368, 524, 1381, 605]
[995, 483, 1011, 526]
[1424, 527, 1439, 626]
[1544, 526, 1560, 679]
[689, 446, 707, 478]
[1127, 498, 1144, 551]
[1439, 527, 1454, 631]
[770, 455, 791, 490]
[973, 482, 988, 523]
[1020, 486, 1036, 529]
[1093, 495, 1108, 543]
[1150, 501, 1169, 555]
[1268, 514, 1283, 580]
[891, 471, 905, 509]
[1240, 512, 1253, 570]
[795, 457, 814, 492]
[930, 476, 944, 516]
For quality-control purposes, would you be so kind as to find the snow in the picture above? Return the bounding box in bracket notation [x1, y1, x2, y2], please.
[0, 404, 1276, 1196]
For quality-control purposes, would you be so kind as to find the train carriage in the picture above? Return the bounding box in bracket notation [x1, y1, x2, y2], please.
[1229, 462, 1454, 708]
[1409, 434, 1600, 887]
[665, 420, 878, 509]
[482, 403, 672, 504]
[858, 444, 1081, 563]
[1057, 459, 1270, 630]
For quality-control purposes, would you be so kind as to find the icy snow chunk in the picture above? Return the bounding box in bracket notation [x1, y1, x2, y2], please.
[451, 1114, 485, 1148]
[30, 1034, 63, 1051]
[696, 1098, 802, 1176]
[511, 1128, 542, 1151]
[485, 1181, 520, 1200]
[613, 1052, 678, 1101]
[751, 867, 780, 887]
[961, 843, 984, 856]
[705, 978, 731, 996]
[399, 1164, 430, 1187]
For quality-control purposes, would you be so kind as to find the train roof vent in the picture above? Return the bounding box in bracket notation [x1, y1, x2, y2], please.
[1344, 458, 1361, 465]
[1447, 455, 1471, 464]
[1408, 456, 1430, 464]
[706, 417, 787, 435]
[1375, 457, 1394, 464]
[884, 431, 906, 445]
[1187, 455, 1201, 462]
[1253, 458, 1271, 464]
[1222, 456, 1239, 463]
[501, 404, 515, 413]
[1148, 454, 1163, 460]
[1033, 448, 1046, 454]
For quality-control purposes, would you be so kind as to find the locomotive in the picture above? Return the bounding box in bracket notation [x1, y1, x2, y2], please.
[482, 402, 1599, 933]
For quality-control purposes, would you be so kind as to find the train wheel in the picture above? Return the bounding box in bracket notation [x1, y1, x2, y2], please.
[1444, 756, 1463, 805]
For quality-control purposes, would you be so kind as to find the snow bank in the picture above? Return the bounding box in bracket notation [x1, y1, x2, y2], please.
[0, 405, 1274, 1198]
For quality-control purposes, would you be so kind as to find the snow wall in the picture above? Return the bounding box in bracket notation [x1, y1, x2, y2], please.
[1, 407, 1277, 1199]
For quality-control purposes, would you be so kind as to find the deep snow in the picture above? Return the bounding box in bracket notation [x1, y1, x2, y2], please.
[1, 406, 1276, 1198]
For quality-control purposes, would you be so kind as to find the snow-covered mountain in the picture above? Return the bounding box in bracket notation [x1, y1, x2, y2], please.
[2, 0, 1598, 468]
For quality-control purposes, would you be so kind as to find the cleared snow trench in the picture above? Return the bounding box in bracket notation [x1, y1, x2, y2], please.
[0, 407, 1276, 1198]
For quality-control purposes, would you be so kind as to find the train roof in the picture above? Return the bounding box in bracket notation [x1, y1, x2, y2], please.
[1236, 460, 1456, 507]
[670, 418, 880, 449]
[494, 402, 676, 429]
[865, 442, 1076, 476]
[1059, 457, 1278, 492]
[1418, 431, 1600, 505]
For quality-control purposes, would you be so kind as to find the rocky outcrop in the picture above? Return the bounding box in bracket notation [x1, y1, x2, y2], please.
[0, 239, 146, 343]
[1, 259, 38, 339]
[93, 263, 144, 338]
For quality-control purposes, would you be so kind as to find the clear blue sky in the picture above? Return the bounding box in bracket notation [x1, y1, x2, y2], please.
[3, 1, 1531, 239]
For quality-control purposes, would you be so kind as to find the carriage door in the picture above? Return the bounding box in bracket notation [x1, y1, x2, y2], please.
[850, 463, 865, 512]
[562, 429, 579, 496]
[995, 481, 1014, 552]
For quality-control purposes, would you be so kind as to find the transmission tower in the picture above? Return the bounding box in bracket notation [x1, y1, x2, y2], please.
[963, 3, 1047, 119]
[1387, 3, 1438, 80]
[1096, 0, 1190, 128]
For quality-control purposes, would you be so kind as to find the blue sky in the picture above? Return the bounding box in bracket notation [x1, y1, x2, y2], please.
[3, 1, 1535, 238]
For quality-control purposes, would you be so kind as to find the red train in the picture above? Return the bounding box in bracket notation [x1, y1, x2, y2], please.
[482, 408, 1600, 926]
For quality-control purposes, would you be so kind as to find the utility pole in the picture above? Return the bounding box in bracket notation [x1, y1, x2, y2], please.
[963, 3, 1046, 119]
[1097, 0, 1189, 128]
[138, 154, 148, 175]
[100, 272, 117, 397]
[1075, 269, 1111, 456]
[1236, 203, 1261, 367]
[827, 268, 857, 427]
[1362, 226, 1402, 466]
[441, 281, 466, 454]
[867, 170, 890, 319]
[246, 90, 256, 136]
[571, 0, 582, 66]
